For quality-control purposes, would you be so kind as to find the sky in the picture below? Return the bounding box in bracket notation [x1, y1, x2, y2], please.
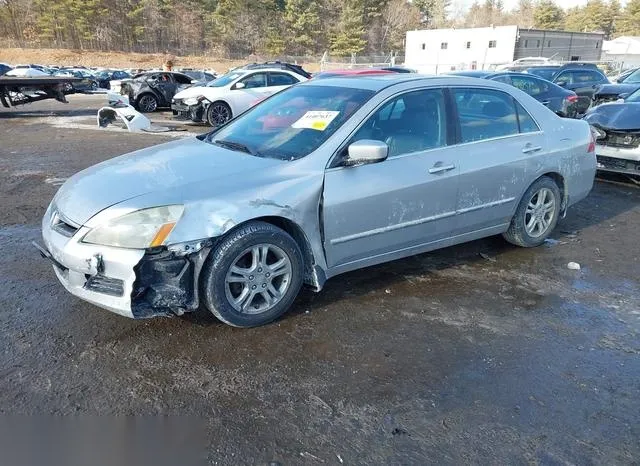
[452, 0, 591, 12]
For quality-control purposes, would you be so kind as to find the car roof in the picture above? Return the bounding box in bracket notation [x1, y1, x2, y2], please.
[447, 70, 493, 78]
[314, 69, 396, 77]
[303, 74, 504, 91]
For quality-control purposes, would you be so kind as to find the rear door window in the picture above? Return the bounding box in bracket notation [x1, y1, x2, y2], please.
[268, 72, 299, 86]
[573, 70, 603, 83]
[452, 88, 519, 143]
[173, 73, 193, 84]
[554, 72, 573, 85]
[515, 101, 540, 133]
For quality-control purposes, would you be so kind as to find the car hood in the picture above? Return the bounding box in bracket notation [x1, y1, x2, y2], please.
[174, 86, 224, 100]
[54, 137, 283, 225]
[584, 102, 640, 131]
[594, 83, 640, 96]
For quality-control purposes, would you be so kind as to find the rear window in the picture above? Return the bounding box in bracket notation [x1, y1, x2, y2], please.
[510, 76, 548, 96]
[527, 68, 558, 81]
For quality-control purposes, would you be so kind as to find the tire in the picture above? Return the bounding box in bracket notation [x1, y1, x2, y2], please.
[503, 176, 561, 248]
[136, 94, 158, 113]
[206, 101, 232, 127]
[90, 81, 98, 90]
[201, 221, 304, 328]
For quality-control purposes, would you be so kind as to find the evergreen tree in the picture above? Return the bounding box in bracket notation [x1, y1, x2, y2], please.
[533, 0, 564, 30]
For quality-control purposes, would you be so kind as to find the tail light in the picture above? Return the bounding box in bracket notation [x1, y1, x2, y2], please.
[566, 94, 578, 103]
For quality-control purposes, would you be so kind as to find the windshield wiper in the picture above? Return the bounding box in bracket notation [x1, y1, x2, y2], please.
[212, 139, 259, 156]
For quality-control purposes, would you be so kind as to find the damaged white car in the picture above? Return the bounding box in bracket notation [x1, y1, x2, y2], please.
[36, 75, 595, 327]
[171, 66, 308, 126]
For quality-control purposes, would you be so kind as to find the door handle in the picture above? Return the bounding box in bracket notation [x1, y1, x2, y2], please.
[522, 144, 542, 154]
[428, 163, 456, 174]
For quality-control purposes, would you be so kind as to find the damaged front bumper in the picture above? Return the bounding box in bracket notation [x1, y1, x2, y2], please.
[37, 206, 211, 319]
[595, 144, 640, 176]
[171, 98, 207, 123]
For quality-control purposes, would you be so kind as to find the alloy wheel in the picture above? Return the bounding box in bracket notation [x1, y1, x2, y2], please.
[524, 187, 556, 238]
[209, 103, 230, 126]
[138, 95, 157, 112]
[224, 244, 292, 314]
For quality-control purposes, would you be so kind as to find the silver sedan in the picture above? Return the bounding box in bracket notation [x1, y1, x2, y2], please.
[37, 75, 596, 327]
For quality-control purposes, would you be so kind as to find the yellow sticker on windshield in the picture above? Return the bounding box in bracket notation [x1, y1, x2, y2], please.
[292, 111, 340, 131]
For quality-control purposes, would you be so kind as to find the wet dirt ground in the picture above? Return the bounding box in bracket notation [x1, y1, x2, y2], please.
[1, 95, 639, 464]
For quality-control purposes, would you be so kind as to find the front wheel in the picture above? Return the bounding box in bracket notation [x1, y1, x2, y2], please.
[206, 101, 232, 127]
[503, 176, 561, 247]
[201, 221, 304, 327]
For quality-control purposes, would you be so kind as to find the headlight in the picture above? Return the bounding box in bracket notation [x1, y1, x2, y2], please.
[590, 126, 606, 140]
[183, 96, 205, 106]
[82, 205, 184, 249]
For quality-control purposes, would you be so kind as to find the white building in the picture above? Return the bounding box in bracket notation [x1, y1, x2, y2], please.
[405, 26, 604, 74]
[405, 25, 518, 73]
[602, 36, 640, 68]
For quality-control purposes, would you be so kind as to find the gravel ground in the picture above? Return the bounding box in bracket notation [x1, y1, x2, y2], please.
[1, 95, 639, 464]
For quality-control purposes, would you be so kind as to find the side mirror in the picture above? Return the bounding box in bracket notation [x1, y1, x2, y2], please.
[557, 81, 567, 87]
[344, 140, 388, 167]
[234, 82, 246, 90]
[618, 92, 629, 100]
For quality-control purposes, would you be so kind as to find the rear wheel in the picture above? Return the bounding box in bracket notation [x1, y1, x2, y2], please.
[206, 101, 232, 127]
[136, 94, 158, 113]
[503, 176, 561, 247]
[201, 221, 303, 327]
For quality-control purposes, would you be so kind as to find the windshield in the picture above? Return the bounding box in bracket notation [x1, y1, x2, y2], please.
[205, 85, 374, 160]
[527, 68, 557, 81]
[207, 72, 244, 87]
[625, 88, 640, 102]
[622, 68, 640, 83]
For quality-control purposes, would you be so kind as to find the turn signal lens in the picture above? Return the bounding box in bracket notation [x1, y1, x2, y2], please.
[150, 222, 177, 247]
[566, 94, 579, 103]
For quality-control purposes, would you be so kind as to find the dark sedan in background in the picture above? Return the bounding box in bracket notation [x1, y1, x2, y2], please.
[448, 71, 579, 117]
[95, 69, 131, 89]
[179, 70, 217, 86]
[120, 71, 195, 112]
[526, 63, 609, 113]
[54, 69, 99, 93]
[592, 67, 640, 106]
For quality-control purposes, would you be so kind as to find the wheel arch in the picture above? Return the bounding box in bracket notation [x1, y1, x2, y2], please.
[509, 171, 567, 220]
[135, 91, 159, 110]
[539, 171, 567, 216]
[213, 215, 324, 291]
[206, 99, 233, 118]
[253, 216, 322, 290]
